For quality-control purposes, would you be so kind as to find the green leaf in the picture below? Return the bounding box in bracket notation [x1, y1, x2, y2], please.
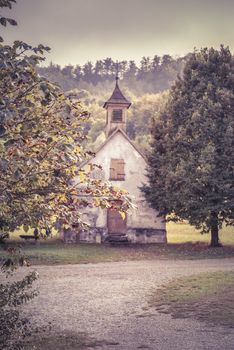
[7, 18, 17, 26]
[23, 224, 29, 233]
[0, 125, 6, 136]
[0, 17, 7, 26]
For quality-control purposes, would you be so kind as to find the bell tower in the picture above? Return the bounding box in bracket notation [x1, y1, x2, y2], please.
[103, 73, 131, 137]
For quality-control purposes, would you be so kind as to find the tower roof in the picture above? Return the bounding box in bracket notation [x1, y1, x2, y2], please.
[103, 77, 131, 109]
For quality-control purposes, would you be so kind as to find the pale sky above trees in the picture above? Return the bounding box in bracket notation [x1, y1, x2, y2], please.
[2, 0, 233, 66]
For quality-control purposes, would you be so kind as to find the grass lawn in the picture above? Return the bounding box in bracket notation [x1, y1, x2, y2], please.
[149, 271, 234, 328]
[1, 222, 233, 265]
[10, 222, 234, 245]
[0, 240, 233, 266]
[167, 222, 234, 245]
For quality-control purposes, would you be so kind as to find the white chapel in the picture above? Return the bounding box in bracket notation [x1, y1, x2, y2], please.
[63, 77, 167, 244]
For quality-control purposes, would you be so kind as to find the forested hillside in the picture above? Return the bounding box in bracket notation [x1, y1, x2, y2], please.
[38, 55, 187, 151]
[38, 55, 187, 95]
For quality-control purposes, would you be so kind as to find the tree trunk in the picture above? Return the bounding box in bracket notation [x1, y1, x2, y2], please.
[210, 212, 221, 247]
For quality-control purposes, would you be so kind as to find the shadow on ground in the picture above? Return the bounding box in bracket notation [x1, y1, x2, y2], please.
[148, 271, 234, 328]
[24, 330, 120, 350]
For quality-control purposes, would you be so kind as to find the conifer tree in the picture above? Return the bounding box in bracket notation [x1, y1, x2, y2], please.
[143, 46, 234, 247]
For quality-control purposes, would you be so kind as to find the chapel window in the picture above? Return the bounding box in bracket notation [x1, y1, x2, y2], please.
[112, 109, 123, 122]
[109, 159, 125, 181]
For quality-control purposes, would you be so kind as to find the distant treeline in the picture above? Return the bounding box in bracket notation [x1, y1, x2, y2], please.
[38, 54, 188, 95]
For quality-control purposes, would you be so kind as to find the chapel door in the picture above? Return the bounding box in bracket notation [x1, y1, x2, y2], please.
[107, 209, 127, 235]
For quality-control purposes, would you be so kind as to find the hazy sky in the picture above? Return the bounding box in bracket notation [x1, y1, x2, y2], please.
[1, 0, 233, 66]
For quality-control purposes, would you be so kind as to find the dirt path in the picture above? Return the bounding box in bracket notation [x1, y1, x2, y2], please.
[24, 259, 234, 349]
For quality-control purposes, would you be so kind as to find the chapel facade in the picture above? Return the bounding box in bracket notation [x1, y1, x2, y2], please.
[63, 77, 167, 244]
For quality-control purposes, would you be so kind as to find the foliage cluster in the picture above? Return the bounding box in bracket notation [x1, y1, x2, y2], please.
[38, 55, 186, 95]
[0, 4, 41, 350]
[0, 4, 132, 348]
[143, 46, 234, 246]
[67, 88, 169, 152]
[0, 267, 38, 350]
[0, 39, 132, 240]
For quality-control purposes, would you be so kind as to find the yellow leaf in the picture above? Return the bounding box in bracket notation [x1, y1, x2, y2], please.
[88, 163, 93, 172]
[119, 211, 126, 220]
[63, 224, 70, 230]
[57, 194, 66, 201]
[75, 145, 81, 154]
[84, 163, 93, 173]
[79, 170, 86, 183]
[94, 198, 100, 207]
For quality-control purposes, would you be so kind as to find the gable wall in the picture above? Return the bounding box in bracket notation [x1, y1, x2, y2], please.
[90, 132, 165, 231]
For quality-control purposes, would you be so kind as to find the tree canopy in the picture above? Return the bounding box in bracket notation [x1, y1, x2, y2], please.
[143, 46, 234, 246]
[38, 55, 186, 95]
[0, 3, 131, 239]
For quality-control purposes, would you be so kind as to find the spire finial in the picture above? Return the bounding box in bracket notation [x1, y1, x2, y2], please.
[115, 61, 119, 83]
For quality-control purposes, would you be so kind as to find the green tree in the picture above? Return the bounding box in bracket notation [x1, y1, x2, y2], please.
[0, 3, 132, 348]
[151, 55, 161, 73]
[103, 57, 114, 76]
[74, 64, 83, 82]
[0, 4, 40, 349]
[0, 264, 38, 350]
[0, 3, 131, 239]
[83, 61, 94, 82]
[124, 60, 138, 79]
[127, 91, 169, 151]
[0, 0, 17, 42]
[143, 46, 234, 247]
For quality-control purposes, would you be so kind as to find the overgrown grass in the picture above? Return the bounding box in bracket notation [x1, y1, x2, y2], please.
[149, 271, 234, 328]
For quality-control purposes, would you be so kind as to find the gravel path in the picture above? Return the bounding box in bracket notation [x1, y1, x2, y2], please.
[24, 258, 234, 350]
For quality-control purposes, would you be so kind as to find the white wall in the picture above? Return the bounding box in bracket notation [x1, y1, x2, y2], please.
[88, 131, 165, 231]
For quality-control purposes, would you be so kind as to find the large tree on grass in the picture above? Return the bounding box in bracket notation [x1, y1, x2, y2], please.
[0, 2, 131, 348]
[143, 46, 234, 247]
[0, 0, 131, 238]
